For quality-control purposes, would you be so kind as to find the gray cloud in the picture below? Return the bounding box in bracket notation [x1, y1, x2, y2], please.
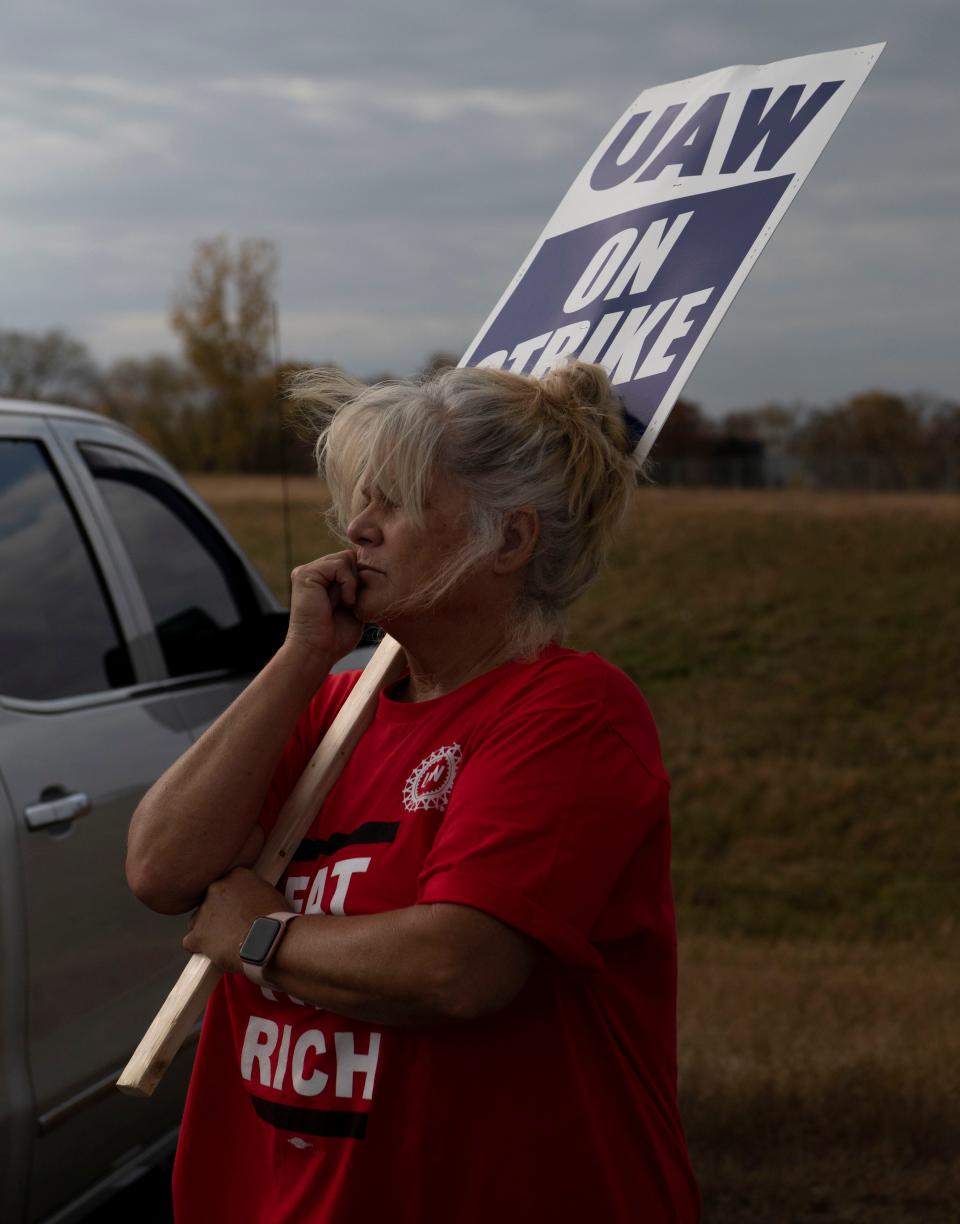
[0, 0, 956, 408]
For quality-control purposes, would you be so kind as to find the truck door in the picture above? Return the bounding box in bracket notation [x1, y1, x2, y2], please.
[0, 420, 197, 1222]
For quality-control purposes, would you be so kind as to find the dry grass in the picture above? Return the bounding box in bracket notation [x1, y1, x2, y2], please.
[187, 473, 329, 504]
[569, 487, 960, 945]
[679, 936, 960, 1221]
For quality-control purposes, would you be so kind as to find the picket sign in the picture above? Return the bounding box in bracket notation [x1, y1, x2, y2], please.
[461, 42, 884, 459]
[118, 44, 882, 1097]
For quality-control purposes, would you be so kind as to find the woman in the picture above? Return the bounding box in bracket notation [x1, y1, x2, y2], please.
[126, 360, 701, 1223]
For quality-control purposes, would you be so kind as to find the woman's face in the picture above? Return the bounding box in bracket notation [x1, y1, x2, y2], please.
[344, 470, 476, 626]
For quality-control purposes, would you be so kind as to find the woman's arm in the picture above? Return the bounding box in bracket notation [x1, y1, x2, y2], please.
[125, 641, 332, 914]
[182, 867, 540, 1025]
[126, 551, 366, 915]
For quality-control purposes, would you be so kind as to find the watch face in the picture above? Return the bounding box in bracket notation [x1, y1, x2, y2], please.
[239, 916, 282, 965]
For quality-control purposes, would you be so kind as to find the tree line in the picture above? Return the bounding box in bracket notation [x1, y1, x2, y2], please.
[2, 236, 958, 489]
[651, 392, 960, 490]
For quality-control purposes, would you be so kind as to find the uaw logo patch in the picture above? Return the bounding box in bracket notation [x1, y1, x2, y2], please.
[403, 744, 462, 813]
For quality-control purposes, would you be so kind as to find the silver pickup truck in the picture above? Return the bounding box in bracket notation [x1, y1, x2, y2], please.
[0, 399, 368, 1222]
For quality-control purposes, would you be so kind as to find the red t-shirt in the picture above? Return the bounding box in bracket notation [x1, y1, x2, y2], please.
[172, 644, 700, 1222]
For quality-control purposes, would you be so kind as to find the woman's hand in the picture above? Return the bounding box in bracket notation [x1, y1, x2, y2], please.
[284, 549, 365, 666]
[182, 867, 290, 974]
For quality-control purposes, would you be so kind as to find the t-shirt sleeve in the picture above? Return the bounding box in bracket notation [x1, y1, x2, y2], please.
[257, 669, 362, 839]
[416, 664, 670, 969]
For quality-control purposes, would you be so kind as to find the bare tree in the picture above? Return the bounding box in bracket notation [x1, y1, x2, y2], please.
[795, 391, 927, 488]
[170, 237, 279, 470]
[99, 354, 209, 470]
[649, 399, 715, 461]
[0, 328, 100, 406]
[171, 236, 277, 391]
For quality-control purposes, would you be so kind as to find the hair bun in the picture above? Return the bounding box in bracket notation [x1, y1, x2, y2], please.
[539, 361, 633, 458]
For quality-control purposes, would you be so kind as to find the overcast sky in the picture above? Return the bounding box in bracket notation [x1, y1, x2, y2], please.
[1, 1, 956, 412]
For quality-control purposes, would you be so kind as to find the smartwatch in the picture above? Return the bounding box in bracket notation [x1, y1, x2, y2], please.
[239, 911, 300, 987]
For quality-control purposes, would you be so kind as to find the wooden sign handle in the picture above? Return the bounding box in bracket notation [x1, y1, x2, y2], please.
[116, 635, 407, 1098]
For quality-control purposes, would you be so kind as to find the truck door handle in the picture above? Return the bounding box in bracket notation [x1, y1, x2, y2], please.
[24, 791, 91, 831]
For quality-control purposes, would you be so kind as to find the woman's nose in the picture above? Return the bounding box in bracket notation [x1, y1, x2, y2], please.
[346, 506, 382, 546]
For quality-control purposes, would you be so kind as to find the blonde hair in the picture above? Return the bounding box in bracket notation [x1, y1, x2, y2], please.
[286, 361, 642, 659]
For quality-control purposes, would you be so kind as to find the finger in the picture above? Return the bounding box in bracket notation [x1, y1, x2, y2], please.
[337, 562, 358, 609]
[299, 553, 358, 608]
[293, 553, 356, 593]
[327, 552, 358, 606]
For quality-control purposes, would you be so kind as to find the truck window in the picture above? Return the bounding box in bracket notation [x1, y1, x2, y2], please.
[78, 443, 261, 677]
[0, 438, 135, 701]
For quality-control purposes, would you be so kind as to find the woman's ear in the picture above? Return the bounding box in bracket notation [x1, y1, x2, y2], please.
[493, 507, 539, 574]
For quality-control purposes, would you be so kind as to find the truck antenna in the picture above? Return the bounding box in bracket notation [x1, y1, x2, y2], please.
[271, 299, 294, 600]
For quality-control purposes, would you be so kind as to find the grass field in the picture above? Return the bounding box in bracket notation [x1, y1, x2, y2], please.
[191, 476, 960, 1222]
